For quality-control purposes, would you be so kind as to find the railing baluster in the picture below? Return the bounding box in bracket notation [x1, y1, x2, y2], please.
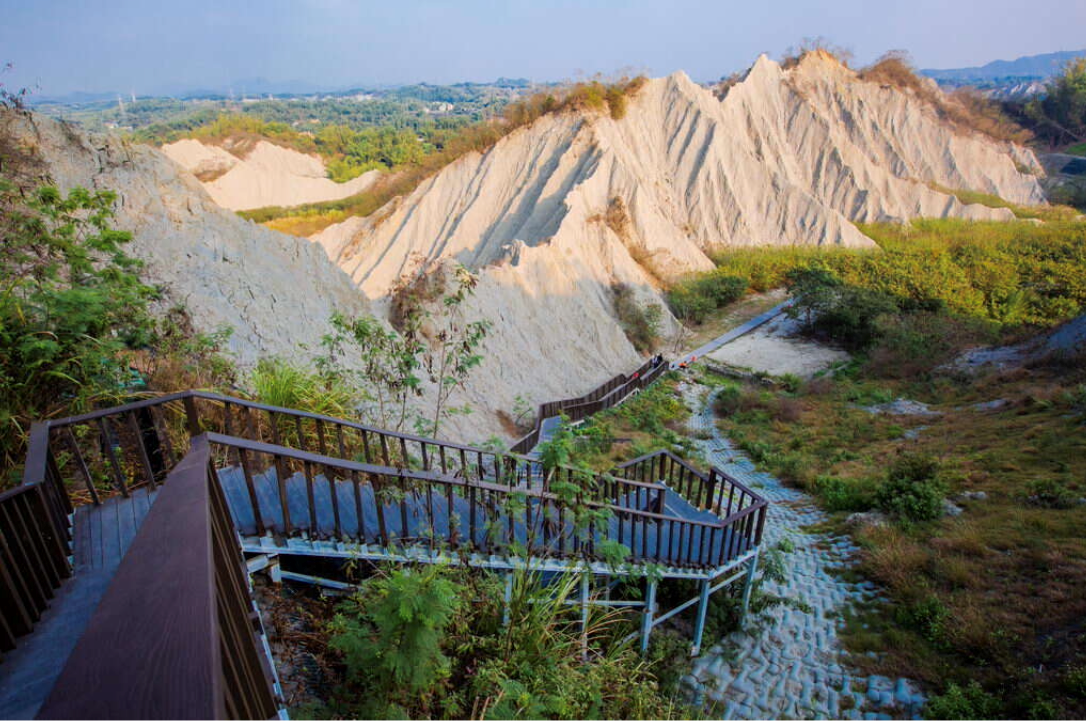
[125, 411, 157, 489]
[273, 452, 292, 535]
[97, 418, 129, 497]
[302, 461, 318, 537]
[372, 473, 389, 546]
[236, 447, 265, 536]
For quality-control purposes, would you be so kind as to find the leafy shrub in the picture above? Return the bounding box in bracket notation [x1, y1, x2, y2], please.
[612, 284, 662, 352]
[1026, 478, 1079, 509]
[1, 183, 156, 476]
[925, 681, 1002, 720]
[714, 218, 1086, 329]
[712, 384, 743, 416]
[814, 475, 877, 512]
[1062, 665, 1086, 697]
[328, 566, 677, 719]
[667, 271, 747, 324]
[787, 267, 901, 350]
[330, 565, 462, 716]
[876, 453, 947, 522]
[896, 594, 950, 643]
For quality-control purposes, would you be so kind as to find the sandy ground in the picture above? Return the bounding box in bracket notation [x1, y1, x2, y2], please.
[706, 314, 850, 378]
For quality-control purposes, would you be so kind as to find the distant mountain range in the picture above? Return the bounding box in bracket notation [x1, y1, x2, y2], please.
[922, 49, 1085, 82]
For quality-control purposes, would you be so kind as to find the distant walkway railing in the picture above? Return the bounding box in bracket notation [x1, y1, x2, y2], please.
[510, 356, 670, 454]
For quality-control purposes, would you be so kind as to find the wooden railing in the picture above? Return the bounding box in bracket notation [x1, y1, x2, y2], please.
[35, 436, 279, 720]
[21, 390, 767, 572]
[1, 424, 72, 658]
[27, 391, 660, 522]
[617, 450, 768, 547]
[510, 356, 670, 454]
[203, 433, 758, 569]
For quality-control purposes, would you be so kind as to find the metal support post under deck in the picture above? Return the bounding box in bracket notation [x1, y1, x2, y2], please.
[640, 579, 658, 653]
[740, 548, 760, 626]
[502, 573, 513, 626]
[580, 572, 590, 661]
[691, 577, 712, 656]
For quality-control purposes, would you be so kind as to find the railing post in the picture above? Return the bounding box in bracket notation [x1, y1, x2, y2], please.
[740, 548, 760, 627]
[183, 394, 201, 437]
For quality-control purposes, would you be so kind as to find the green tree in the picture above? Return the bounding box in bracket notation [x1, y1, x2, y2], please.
[329, 565, 463, 717]
[318, 265, 488, 437]
[0, 182, 156, 476]
[1027, 57, 1086, 144]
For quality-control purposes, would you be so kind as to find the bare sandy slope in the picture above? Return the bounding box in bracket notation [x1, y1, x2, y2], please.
[17, 113, 370, 368]
[706, 315, 850, 378]
[162, 138, 379, 211]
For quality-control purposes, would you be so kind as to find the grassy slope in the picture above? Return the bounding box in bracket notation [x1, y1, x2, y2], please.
[712, 359, 1086, 717]
[696, 213, 1086, 716]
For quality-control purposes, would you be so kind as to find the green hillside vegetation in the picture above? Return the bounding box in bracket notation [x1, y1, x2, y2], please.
[671, 215, 1086, 718]
[709, 217, 1086, 328]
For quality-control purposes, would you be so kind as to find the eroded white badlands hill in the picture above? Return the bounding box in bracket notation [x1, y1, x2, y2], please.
[11, 52, 1048, 443]
[162, 138, 379, 211]
[11, 112, 369, 368]
[307, 53, 1044, 439]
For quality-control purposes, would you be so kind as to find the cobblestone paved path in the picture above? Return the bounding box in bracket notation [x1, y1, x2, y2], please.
[681, 384, 926, 720]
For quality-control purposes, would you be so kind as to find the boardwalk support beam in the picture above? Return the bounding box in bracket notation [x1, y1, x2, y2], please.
[691, 577, 712, 656]
[740, 549, 760, 626]
[640, 579, 658, 653]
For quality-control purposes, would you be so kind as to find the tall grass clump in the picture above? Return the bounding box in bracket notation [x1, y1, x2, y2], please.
[249, 358, 356, 418]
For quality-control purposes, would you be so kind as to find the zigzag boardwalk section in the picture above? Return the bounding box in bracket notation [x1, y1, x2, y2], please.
[2, 389, 769, 718]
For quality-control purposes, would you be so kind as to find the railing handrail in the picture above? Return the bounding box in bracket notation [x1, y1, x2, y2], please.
[617, 448, 709, 482]
[511, 356, 668, 454]
[204, 432, 728, 531]
[35, 436, 278, 720]
[29, 389, 666, 496]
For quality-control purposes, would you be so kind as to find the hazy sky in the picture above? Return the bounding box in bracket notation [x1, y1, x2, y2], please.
[3, 0, 1085, 97]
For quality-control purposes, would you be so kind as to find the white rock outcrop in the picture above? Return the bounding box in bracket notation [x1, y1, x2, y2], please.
[162, 138, 380, 211]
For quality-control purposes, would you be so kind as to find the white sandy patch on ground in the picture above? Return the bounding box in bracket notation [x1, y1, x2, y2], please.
[706, 314, 850, 378]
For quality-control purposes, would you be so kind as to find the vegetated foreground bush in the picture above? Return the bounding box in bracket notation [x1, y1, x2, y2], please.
[322, 564, 679, 720]
[0, 180, 156, 480]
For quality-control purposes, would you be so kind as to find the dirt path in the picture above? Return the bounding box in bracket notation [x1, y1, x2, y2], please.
[681, 384, 926, 720]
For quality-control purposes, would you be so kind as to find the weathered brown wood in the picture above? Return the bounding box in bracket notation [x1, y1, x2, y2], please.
[36, 437, 277, 720]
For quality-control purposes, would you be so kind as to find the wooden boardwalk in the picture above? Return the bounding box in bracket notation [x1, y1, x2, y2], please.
[0, 489, 157, 720]
[3, 390, 769, 718]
